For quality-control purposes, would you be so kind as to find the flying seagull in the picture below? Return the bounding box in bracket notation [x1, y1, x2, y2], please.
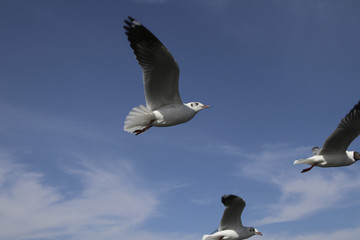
[294, 100, 360, 173]
[123, 17, 209, 135]
[202, 194, 262, 240]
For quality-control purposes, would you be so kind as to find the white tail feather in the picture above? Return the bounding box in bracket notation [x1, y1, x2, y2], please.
[124, 105, 155, 133]
[202, 235, 211, 240]
[294, 158, 313, 165]
[202, 235, 220, 240]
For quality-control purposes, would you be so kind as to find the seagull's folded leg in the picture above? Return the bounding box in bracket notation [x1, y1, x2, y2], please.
[134, 119, 155, 135]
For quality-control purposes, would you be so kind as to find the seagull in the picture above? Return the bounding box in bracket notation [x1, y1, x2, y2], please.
[202, 194, 262, 240]
[294, 100, 360, 173]
[123, 17, 209, 135]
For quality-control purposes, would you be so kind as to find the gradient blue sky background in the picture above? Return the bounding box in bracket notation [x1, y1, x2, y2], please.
[2, 0, 360, 240]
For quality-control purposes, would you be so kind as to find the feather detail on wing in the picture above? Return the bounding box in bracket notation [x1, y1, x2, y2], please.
[124, 105, 155, 133]
[124, 17, 182, 111]
[320, 101, 360, 154]
[219, 194, 245, 230]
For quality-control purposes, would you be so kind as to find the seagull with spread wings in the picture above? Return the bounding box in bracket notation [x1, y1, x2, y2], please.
[123, 17, 209, 135]
[203, 194, 262, 240]
[294, 100, 360, 173]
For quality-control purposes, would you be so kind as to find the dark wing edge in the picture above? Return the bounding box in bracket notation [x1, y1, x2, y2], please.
[124, 17, 181, 110]
[321, 101, 360, 154]
[124, 17, 165, 69]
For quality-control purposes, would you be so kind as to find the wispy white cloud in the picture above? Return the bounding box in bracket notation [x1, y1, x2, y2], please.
[258, 172, 360, 225]
[191, 198, 212, 205]
[265, 225, 360, 240]
[0, 152, 159, 240]
[213, 143, 360, 225]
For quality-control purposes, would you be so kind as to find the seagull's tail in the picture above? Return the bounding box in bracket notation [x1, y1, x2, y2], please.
[202, 235, 214, 240]
[202, 234, 223, 240]
[294, 158, 311, 165]
[202, 235, 211, 240]
[124, 105, 155, 133]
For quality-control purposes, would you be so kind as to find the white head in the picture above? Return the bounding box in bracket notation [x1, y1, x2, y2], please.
[185, 102, 210, 112]
[236, 227, 262, 239]
[346, 151, 360, 162]
[248, 227, 263, 237]
[354, 151, 360, 161]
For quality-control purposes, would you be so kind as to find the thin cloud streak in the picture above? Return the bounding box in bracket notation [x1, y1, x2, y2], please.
[191, 198, 212, 205]
[214, 143, 360, 225]
[259, 173, 360, 225]
[0, 101, 121, 152]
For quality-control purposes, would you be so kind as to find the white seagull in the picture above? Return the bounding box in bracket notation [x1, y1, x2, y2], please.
[203, 194, 262, 240]
[123, 17, 209, 135]
[294, 100, 360, 173]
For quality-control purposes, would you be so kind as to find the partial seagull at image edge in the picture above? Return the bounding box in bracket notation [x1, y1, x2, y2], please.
[294, 100, 360, 173]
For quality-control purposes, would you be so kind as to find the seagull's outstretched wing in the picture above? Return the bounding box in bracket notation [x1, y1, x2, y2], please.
[219, 194, 245, 230]
[320, 101, 360, 154]
[124, 17, 182, 111]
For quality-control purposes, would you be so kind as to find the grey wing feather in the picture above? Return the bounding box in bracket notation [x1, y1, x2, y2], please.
[320, 101, 360, 154]
[219, 194, 245, 230]
[124, 17, 182, 111]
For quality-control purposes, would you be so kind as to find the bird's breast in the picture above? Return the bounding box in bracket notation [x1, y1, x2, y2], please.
[152, 105, 196, 127]
[322, 152, 355, 167]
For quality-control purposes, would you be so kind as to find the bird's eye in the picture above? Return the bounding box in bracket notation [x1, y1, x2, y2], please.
[195, 102, 199, 106]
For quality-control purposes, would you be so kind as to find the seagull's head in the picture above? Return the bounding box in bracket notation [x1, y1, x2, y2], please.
[248, 227, 263, 237]
[185, 102, 210, 112]
[354, 151, 360, 161]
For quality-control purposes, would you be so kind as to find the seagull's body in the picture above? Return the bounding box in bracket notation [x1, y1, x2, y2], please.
[203, 195, 262, 240]
[123, 17, 209, 135]
[294, 101, 360, 173]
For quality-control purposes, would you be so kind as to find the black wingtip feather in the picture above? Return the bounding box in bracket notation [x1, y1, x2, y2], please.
[123, 16, 166, 53]
[123, 16, 176, 73]
[338, 100, 360, 130]
[346, 100, 360, 117]
[353, 101, 360, 111]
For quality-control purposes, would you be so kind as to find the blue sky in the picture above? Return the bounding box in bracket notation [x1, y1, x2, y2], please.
[1, 0, 360, 239]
